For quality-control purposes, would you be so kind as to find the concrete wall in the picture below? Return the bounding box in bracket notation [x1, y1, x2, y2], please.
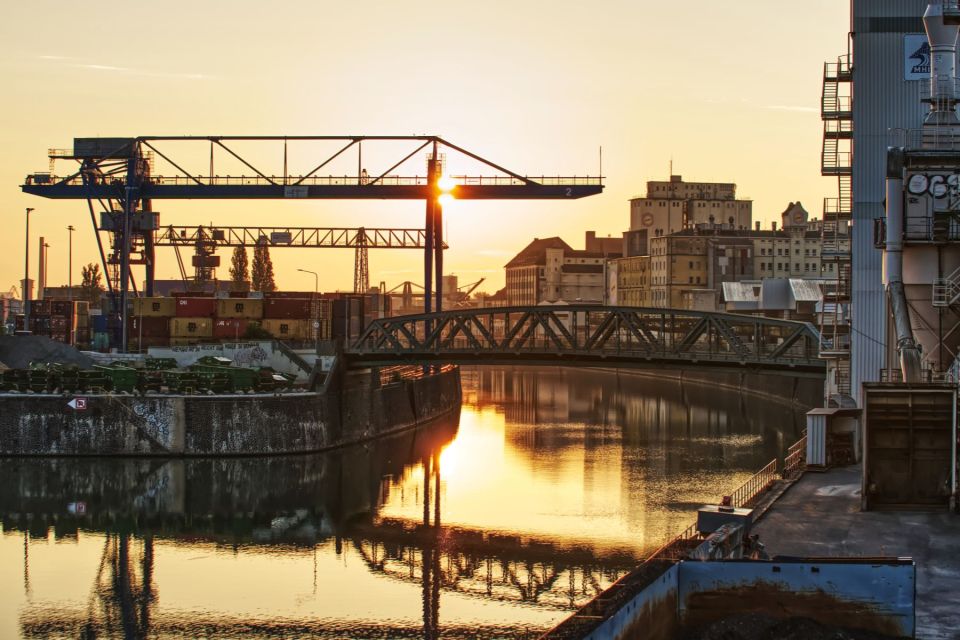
[0, 367, 461, 456]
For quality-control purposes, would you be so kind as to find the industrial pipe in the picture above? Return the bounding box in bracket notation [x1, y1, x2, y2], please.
[924, 1, 960, 127]
[885, 148, 922, 382]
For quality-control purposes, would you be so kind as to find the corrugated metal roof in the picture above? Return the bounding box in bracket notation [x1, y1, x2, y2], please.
[722, 281, 759, 302]
[789, 279, 824, 302]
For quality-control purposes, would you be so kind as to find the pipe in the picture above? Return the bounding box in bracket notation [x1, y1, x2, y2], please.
[924, 2, 960, 127]
[885, 148, 922, 382]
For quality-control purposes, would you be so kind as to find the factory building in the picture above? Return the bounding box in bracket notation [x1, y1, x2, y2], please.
[624, 175, 753, 258]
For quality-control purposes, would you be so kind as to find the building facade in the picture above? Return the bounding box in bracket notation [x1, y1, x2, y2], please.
[504, 234, 618, 306]
[624, 175, 753, 258]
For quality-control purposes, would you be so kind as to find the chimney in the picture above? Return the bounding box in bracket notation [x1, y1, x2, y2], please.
[771, 221, 778, 231]
[755, 221, 761, 232]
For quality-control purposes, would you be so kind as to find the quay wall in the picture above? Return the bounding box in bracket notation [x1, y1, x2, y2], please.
[0, 367, 461, 456]
[552, 558, 915, 640]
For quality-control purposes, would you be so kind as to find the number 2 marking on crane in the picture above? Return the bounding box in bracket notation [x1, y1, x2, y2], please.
[565, 187, 572, 197]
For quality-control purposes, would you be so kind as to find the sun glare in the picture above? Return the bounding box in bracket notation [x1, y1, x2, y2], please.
[437, 174, 457, 193]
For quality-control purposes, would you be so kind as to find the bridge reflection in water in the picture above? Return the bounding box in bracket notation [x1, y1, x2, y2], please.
[0, 366, 810, 639]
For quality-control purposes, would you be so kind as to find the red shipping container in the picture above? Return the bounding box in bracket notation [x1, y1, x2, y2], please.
[263, 298, 312, 319]
[128, 316, 170, 338]
[175, 297, 217, 317]
[213, 318, 249, 339]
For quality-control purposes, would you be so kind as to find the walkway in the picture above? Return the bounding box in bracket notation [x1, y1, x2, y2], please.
[752, 466, 960, 640]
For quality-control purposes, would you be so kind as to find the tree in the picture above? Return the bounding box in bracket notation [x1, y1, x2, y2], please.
[80, 263, 105, 306]
[251, 239, 276, 293]
[229, 246, 249, 284]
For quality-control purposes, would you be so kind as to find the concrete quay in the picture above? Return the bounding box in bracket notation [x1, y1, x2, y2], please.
[752, 466, 960, 640]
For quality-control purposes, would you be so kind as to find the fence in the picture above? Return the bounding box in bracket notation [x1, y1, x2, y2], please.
[784, 433, 808, 477]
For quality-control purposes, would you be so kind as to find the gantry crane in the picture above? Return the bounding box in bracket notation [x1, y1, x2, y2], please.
[22, 135, 603, 350]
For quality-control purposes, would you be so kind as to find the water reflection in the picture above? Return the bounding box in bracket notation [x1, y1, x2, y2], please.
[0, 366, 808, 639]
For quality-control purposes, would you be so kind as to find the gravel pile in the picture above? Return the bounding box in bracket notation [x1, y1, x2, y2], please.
[0, 335, 94, 369]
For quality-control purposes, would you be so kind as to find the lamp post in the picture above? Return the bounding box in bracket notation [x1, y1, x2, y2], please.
[297, 268, 319, 351]
[23, 207, 34, 332]
[67, 226, 75, 301]
[43, 243, 50, 293]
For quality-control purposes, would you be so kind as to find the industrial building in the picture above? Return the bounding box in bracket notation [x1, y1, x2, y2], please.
[504, 233, 621, 306]
[610, 202, 840, 311]
[624, 175, 753, 258]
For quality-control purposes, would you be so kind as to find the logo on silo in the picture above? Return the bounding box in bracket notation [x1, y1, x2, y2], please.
[910, 41, 930, 75]
[904, 35, 930, 80]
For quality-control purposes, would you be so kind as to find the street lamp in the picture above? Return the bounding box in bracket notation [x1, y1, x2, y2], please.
[297, 268, 319, 351]
[43, 242, 50, 293]
[67, 226, 75, 301]
[23, 207, 35, 332]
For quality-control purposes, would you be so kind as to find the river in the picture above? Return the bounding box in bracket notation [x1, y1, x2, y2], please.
[0, 366, 811, 639]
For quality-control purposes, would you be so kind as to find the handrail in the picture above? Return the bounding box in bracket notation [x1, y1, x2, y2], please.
[729, 458, 779, 508]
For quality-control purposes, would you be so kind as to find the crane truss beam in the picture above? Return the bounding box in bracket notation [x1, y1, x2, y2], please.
[155, 226, 445, 249]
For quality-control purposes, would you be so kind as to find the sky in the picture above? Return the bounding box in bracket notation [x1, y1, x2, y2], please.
[0, 0, 849, 296]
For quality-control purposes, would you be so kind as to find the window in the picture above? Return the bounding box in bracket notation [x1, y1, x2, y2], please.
[795, 263, 800, 271]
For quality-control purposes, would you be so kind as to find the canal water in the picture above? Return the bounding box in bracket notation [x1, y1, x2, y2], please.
[0, 366, 809, 639]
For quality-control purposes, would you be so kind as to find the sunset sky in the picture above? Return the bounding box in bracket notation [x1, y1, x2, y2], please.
[0, 1, 848, 296]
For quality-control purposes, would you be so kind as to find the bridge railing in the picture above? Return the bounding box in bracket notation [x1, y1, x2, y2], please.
[349, 306, 823, 369]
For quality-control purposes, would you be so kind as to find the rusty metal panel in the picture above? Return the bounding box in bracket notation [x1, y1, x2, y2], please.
[678, 559, 915, 638]
[863, 383, 955, 509]
[583, 564, 679, 640]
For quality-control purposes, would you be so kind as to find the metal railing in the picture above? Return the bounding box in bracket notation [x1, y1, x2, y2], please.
[784, 434, 808, 477]
[729, 458, 779, 508]
[23, 173, 604, 188]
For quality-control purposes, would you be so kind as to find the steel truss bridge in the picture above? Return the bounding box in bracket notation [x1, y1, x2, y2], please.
[348, 306, 826, 375]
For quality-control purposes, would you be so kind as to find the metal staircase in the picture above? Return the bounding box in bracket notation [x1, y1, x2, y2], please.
[933, 265, 960, 307]
[819, 53, 853, 398]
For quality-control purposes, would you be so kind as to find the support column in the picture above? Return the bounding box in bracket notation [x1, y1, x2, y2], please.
[435, 201, 443, 314]
[143, 199, 155, 297]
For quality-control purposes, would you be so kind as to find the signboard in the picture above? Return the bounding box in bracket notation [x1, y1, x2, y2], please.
[67, 397, 87, 410]
[284, 186, 309, 198]
[270, 231, 293, 244]
[904, 34, 930, 80]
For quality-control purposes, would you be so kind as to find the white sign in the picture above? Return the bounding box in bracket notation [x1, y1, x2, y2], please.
[67, 501, 87, 515]
[67, 397, 87, 410]
[905, 34, 930, 80]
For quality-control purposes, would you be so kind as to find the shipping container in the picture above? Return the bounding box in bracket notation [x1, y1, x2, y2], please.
[30, 300, 51, 315]
[169, 337, 206, 346]
[174, 297, 217, 317]
[170, 317, 214, 337]
[216, 298, 263, 319]
[133, 297, 176, 317]
[261, 318, 311, 340]
[129, 316, 170, 338]
[263, 298, 312, 319]
[213, 318, 249, 339]
[267, 291, 319, 299]
[92, 315, 109, 333]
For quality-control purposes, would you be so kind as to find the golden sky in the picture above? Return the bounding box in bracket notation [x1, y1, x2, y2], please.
[0, 0, 848, 295]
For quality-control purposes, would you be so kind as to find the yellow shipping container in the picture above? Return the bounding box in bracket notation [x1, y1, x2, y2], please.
[133, 297, 176, 317]
[261, 318, 310, 340]
[170, 317, 214, 338]
[217, 298, 264, 319]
